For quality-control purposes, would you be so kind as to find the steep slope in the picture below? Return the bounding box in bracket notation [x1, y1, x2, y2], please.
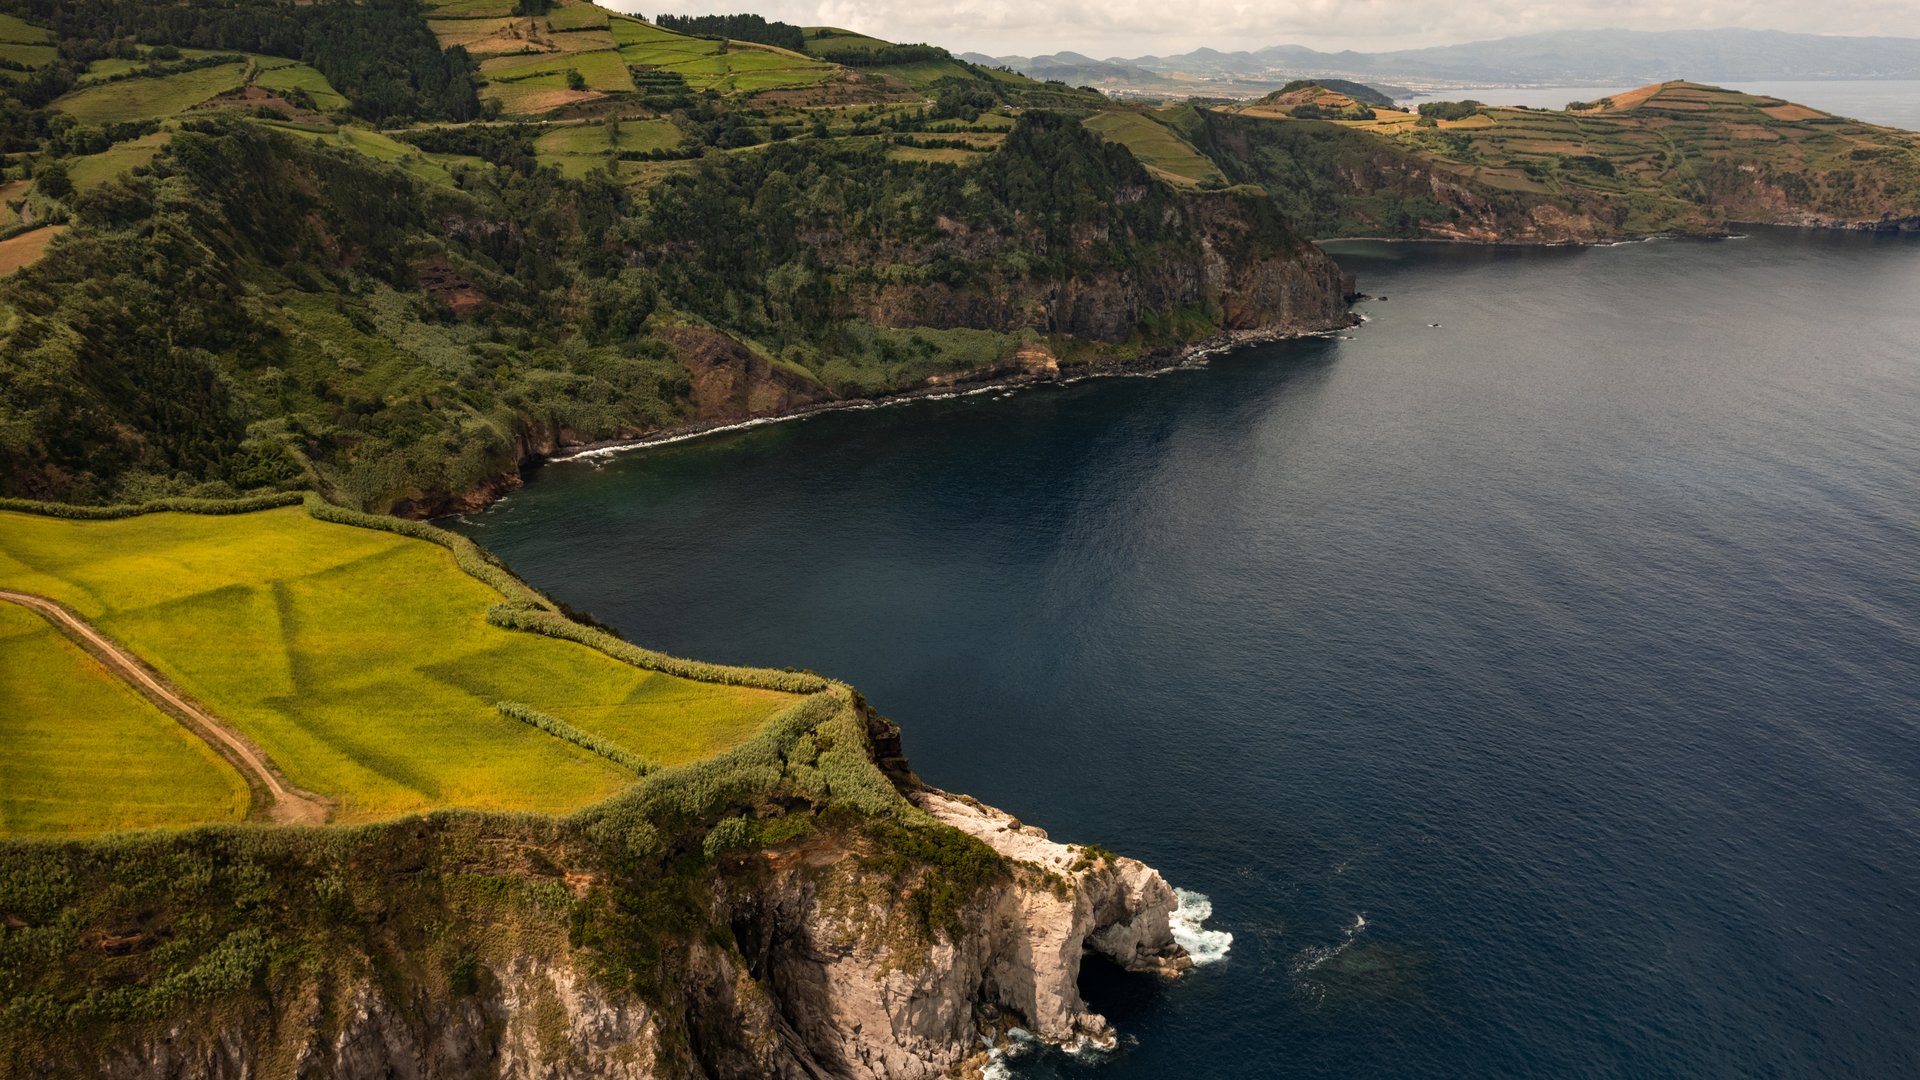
[0, 97, 1353, 512]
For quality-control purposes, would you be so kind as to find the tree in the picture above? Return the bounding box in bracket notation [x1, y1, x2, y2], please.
[35, 159, 72, 200]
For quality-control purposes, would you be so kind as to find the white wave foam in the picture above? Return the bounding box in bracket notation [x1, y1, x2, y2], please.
[1291, 912, 1369, 975]
[1169, 887, 1233, 965]
[980, 1027, 1039, 1080]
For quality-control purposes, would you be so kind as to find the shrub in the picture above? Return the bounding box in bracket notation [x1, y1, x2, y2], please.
[497, 701, 652, 774]
[485, 605, 828, 694]
[1417, 100, 1483, 121]
[0, 492, 304, 519]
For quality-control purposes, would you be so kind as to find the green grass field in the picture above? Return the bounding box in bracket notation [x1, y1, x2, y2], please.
[0, 603, 251, 836]
[0, 507, 798, 826]
[0, 13, 52, 43]
[423, 0, 518, 15]
[64, 131, 170, 191]
[612, 19, 834, 94]
[798, 27, 891, 57]
[1085, 111, 1227, 186]
[479, 46, 634, 113]
[535, 118, 683, 176]
[255, 62, 348, 111]
[0, 40, 54, 68]
[77, 56, 147, 83]
[545, 1, 610, 31]
[51, 62, 248, 124]
[274, 124, 471, 186]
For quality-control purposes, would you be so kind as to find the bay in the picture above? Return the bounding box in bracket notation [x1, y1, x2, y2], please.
[451, 228, 1920, 1078]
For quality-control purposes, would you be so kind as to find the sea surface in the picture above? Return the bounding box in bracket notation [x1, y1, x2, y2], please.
[1408, 80, 1920, 131]
[451, 229, 1920, 1078]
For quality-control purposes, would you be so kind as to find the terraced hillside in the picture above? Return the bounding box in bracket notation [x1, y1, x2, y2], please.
[1182, 81, 1920, 238]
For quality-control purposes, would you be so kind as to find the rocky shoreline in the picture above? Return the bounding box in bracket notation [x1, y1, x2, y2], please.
[421, 314, 1362, 520]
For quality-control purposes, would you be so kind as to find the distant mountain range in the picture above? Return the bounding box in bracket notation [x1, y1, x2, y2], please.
[963, 28, 1920, 95]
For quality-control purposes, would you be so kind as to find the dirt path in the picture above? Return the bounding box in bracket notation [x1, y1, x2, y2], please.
[0, 589, 329, 825]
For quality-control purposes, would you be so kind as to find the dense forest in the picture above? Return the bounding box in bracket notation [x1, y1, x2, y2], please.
[652, 13, 806, 52]
[0, 0, 478, 122]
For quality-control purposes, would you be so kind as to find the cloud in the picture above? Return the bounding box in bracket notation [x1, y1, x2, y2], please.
[606, 0, 1920, 56]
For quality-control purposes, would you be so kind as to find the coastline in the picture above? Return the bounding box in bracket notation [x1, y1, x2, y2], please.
[432, 314, 1361, 517]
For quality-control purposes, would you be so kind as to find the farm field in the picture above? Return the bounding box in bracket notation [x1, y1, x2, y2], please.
[615, 19, 836, 94]
[273, 123, 477, 186]
[422, 0, 517, 16]
[255, 62, 348, 111]
[1085, 110, 1228, 186]
[535, 118, 683, 176]
[0, 506, 800, 827]
[0, 225, 62, 276]
[0, 13, 51, 43]
[0, 602, 251, 836]
[65, 130, 171, 191]
[0, 40, 54, 68]
[50, 62, 248, 123]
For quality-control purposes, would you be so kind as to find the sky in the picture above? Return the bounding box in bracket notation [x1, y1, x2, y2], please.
[603, 1, 1920, 57]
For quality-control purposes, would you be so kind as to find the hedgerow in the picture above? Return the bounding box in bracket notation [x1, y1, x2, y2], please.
[485, 604, 829, 695]
[496, 701, 651, 775]
[0, 492, 303, 519]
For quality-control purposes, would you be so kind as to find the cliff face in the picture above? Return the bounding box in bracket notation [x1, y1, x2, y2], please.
[3, 756, 1200, 1080]
[32, 798, 1189, 1080]
[715, 791, 1189, 1078]
[848, 192, 1356, 344]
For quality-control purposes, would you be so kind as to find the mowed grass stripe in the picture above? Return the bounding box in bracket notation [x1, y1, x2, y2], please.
[0, 603, 250, 837]
[0, 507, 799, 823]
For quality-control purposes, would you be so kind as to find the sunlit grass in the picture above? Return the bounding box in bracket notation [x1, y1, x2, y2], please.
[0, 507, 797, 824]
[0, 603, 250, 837]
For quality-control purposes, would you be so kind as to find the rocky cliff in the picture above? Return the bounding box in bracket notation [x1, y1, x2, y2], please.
[0, 697, 1203, 1080]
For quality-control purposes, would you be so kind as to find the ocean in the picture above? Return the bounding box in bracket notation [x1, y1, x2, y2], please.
[450, 228, 1920, 1078]
[1411, 80, 1920, 132]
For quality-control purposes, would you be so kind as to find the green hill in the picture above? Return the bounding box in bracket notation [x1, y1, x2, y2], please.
[0, 0, 1913, 516]
[1185, 80, 1920, 240]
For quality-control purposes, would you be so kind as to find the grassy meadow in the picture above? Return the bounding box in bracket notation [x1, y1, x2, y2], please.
[613, 17, 835, 94]
[254, 62, 348, 111]
[51, 62, 248, 123]
[1084, 110, 1228, 186]
[535, 118, 683, 176]
[64, 131, 171, 192]
[0, 506, 799, 828]
[0, 603, 251, 836]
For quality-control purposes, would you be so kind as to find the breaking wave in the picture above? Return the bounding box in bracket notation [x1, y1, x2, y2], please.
[1169, 887, 1233, 965]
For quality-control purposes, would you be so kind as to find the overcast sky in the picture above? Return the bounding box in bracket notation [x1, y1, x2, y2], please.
[604, 1, 1920, 57]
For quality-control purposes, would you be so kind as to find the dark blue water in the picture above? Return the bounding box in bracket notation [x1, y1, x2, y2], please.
[452, 229, 1920, 1078]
